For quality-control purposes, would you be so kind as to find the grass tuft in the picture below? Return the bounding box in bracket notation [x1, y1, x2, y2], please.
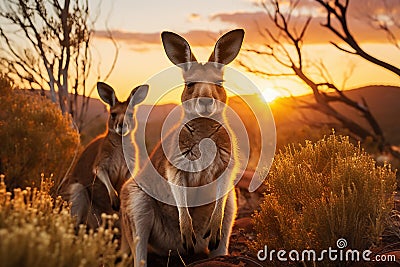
[251, 135, 397, 265]
[0, 175, 131, 267]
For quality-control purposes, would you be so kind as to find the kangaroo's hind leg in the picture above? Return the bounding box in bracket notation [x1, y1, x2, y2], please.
[121, 182, 154, 267]
[209, 189, 237, 257]
[69, 183, 99, 230]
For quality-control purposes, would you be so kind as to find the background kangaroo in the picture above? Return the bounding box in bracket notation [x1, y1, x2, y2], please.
[65, 82, 149, 229]
[120, 29, 244, 266]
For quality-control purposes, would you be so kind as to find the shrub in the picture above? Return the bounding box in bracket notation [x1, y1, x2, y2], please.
[0, 176, 130, 267]
[251, 135, 396, 264]
[0, 76, 80, 192]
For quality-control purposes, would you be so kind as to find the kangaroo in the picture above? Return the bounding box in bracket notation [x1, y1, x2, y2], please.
[65, 82, 149, 230]
[120, 29, 244, 266]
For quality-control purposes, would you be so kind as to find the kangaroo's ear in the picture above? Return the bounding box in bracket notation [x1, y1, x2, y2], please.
[208, 29, 244, 66]
[97, 82, 116, 106]
[161, 31, 197, 71]
[130, 84, 149, 105]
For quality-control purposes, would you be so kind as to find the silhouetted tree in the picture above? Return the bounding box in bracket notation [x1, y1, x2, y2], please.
[361, 0, 400, 50]
[315, 0, 400, 76]
[240, 0, 399, 158]
[0, 0, 118, 130]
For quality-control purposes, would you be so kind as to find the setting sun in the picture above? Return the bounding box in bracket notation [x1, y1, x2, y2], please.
[261, 88, 281, 103]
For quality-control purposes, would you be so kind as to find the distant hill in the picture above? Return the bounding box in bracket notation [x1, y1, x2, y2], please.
[270, 85, 400, 145]
[80, 85, 400, 153]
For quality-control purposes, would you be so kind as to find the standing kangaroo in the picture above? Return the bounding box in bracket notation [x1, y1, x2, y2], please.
[66, 82, 149, 229]
[120, 29, 244, 266]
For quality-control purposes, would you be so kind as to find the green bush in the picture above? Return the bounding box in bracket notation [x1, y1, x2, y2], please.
[251, 135, 396, 264]
[0, 76, 79, 191]
[0, 176, 130, 267]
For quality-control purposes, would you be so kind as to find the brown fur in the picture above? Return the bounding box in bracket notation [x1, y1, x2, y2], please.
[120, 29, 244, 267]
[62, 82, 148, 229]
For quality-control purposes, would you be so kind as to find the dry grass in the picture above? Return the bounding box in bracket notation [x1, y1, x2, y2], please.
[0, 175, 131, 267]
[0, 76, 80, 192]
[251, 135, 397, 265]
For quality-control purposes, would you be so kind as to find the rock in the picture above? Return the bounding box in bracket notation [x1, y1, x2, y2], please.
[236, 170, 267, 193]
[234, 217, 254, 233]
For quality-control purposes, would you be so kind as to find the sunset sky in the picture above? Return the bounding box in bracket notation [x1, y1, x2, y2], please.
[62, 0, 400, 103]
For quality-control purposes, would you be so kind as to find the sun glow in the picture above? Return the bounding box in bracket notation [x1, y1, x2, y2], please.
[261, 88, 281, 103]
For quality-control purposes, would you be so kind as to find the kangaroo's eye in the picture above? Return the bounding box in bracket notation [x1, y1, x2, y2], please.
[126, 113, 133, 118]
[110, 113, 117, 119]
[185, 82, 195, 93]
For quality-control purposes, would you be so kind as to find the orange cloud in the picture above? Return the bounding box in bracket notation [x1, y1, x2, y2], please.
[210, 9, 399, 45]
[94, 30, 160, 45]
[94, 29, 224, 47]
[94, 0, 399, 49]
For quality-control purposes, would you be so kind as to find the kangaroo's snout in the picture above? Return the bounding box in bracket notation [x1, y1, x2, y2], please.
[198, 97, 214, 106]
[196, 97, 216, 116]
[115, 121, 130, 136]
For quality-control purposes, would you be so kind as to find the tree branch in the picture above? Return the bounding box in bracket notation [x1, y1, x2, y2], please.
[315, 0, 400, 77]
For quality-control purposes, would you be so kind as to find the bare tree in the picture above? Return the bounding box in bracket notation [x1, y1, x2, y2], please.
[240, 0, 399, 157]
[315, 0, 400, 76]
[0, 0, 118, 130]
[365, 0, 400, 50]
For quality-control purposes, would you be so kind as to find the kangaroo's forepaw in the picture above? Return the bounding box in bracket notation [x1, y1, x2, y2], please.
[208, 229, 221, 251]
[203, 224, 221, 251]
[181, 229, 196, 254]
[203, 228, 211, 239]
[110, 194, 120, 211]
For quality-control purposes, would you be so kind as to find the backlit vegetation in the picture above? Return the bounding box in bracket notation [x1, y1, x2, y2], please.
[0, 76, 79, 192]
[251, 135, 397, 264]
[0, 176, 130, 267]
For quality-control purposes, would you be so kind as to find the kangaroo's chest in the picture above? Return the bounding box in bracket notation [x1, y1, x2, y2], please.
[178, 121, 231, 157]
[167, 120, 232, 187]
[97, 143, 135, 190]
